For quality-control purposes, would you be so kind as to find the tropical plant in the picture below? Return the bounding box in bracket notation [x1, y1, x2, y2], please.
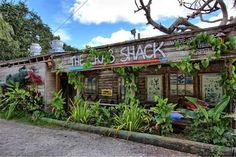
[182, 95, 235, 146]
[25, 85, 44, 114]
[82, 46, 113, 70]
[0, 82, 30, 119]
[68, 72, 84, 94]
[151, 96, 176, 135]
[114, 96, 150, 132]
[90, 101, 113, 127]
[113, 66, 145, 98]
[67, 96, 90, 124]
[51, 90, 66, 120]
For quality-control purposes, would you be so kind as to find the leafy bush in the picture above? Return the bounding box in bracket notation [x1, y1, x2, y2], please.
[114, 96, 150, 132]
[90, 101, 113, 127]
[68, 96, 90, 124]
[0, 82, 30, 119]
[25, 86, 44, 114]
[51, 90, 66, 120]
[151, 96, 176, 135]
[182, 95, 235, 146]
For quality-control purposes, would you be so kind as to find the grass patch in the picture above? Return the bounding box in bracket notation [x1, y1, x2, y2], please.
[0, 111, 63, 129]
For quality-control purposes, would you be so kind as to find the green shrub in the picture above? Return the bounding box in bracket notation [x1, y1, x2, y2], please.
[182, 95, 235, 146]
[0, 82, 30, 119]
[51, 90, 66, 120]
[68, 96, 90, 124]
[90, 101, 113, 127]
[25, 86, 44, 114]
[114, 96, 150, 132]
[151, 96, 176, 135]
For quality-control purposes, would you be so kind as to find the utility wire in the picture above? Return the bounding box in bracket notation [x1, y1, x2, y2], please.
[53, 0, 89, 33]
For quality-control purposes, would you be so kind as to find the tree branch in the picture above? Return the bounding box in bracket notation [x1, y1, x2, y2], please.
[134, 0, 230, 34]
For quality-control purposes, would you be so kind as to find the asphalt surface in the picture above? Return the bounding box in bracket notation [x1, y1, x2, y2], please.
[0, 119, 198, 157]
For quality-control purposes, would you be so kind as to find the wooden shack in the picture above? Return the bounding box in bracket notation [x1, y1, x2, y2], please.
[0, 24, 235, 129]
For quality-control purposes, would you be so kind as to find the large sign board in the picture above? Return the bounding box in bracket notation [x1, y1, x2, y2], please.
[56, 38, 213, 72]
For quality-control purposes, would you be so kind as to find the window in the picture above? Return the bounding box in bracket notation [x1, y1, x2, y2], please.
[170, 74, 193, 96]
[84, 77, 96, 93]
[147, 75, 163, 101]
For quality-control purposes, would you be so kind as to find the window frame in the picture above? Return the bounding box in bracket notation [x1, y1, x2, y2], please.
[169, 73, 194, 98]
[84, 77, 97, 94]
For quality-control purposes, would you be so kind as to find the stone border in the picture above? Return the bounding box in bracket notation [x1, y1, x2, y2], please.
[41, 117, 235, 156]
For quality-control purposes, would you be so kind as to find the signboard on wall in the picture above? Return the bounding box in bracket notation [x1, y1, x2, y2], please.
[101, 89, 113, 97]
[55, 37, 213, 72]
[202, 73, 223, 104]
[147, 75, 163, 101]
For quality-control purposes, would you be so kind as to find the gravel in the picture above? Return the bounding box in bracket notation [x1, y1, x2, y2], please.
[0, 119, 198, 157]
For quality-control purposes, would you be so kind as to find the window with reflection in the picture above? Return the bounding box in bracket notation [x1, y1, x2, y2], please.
[170, 74, 193, 96]
[84, 77, 96, 93]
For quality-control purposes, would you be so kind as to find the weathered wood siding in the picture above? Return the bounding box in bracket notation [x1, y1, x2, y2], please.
[82, 69, 119, 104]
[98, 70, 119, 104]
[44, 67, 56, 105]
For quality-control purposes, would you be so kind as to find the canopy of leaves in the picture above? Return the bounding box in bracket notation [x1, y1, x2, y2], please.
[0, 1, 77, 61]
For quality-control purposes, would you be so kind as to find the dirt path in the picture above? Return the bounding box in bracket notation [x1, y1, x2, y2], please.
[0, 119, 198, 156]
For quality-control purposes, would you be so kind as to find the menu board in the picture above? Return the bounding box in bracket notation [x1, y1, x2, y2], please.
[147, 75, 163, 101]
[202, 73, 223, 103]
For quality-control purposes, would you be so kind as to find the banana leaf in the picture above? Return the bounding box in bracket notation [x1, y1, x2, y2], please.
[208, 95, 230, 119]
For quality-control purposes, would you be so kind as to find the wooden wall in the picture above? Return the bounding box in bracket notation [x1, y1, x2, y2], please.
[82, 69, 119, 104]
[44, 67, 56, 106]
[78, 60, 225, 105]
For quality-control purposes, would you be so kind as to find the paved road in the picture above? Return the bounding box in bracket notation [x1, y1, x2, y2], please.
[0, 119, 198, 157]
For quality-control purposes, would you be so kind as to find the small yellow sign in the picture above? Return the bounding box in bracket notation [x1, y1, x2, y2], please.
[101, 89, 112, 97]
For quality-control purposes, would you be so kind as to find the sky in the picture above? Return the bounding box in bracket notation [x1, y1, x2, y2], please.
[24, 0, 236, 49]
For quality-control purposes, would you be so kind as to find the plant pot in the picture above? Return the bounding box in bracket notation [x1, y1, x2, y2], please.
[29, 43, 42, 56]
[50, 40, 64, 53]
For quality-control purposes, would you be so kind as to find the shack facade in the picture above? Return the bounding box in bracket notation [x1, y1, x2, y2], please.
[0, 24, 235, 129]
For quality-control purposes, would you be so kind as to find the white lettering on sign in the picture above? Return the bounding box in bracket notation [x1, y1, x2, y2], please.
[120, 42, 165, 62]
[70, 42, 165, 67]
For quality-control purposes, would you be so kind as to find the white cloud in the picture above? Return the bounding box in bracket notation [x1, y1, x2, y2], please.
[137, 25, 163, 38]
[70, 0, 190, 24]
[88, 29, 132, 46]
[71, 0, 236, 27]
[54, 29, 71, 42]
[77, 0, 236, 47]
[87, 25, 163, 47]
[196, 0, 236, 28]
